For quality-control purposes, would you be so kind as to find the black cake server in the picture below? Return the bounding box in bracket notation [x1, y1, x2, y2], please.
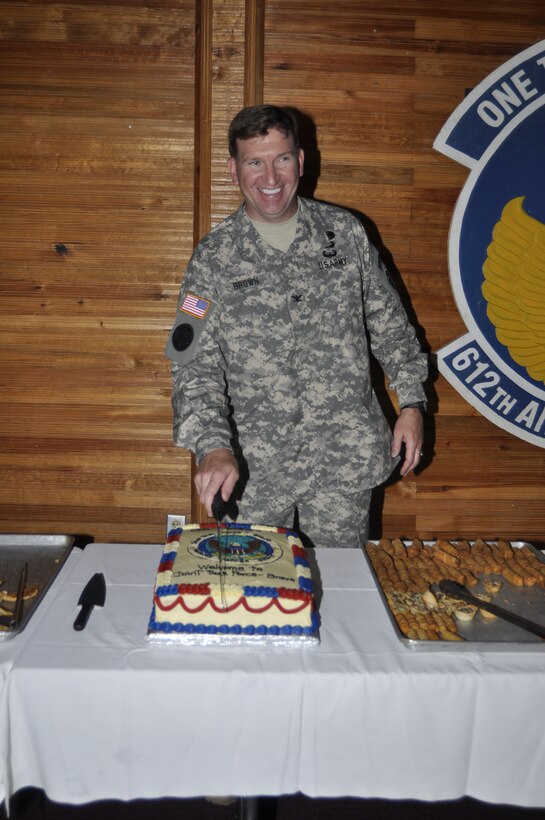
[73, 572, 106, 631]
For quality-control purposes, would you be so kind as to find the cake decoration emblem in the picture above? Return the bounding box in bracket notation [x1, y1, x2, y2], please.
[188, 532, 279, 564]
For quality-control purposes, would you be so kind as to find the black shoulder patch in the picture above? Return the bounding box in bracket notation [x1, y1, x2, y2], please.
[172, 323, 194, 352]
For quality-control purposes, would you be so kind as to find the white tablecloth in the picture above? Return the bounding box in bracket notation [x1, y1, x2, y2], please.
[0, 549, 82, 801]
[1, 543, 545, 808]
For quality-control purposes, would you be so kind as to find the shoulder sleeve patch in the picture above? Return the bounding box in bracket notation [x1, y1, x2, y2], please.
[164, 293, 216, 364]
[179, 292, 212, 319]
[371, 246, 399, 296]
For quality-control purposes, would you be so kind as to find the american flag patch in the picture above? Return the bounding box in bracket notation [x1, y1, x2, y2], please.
[180, 293, 211, 319]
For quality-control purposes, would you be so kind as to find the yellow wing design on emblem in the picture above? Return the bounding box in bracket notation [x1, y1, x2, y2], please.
[482, 196, 545, 383]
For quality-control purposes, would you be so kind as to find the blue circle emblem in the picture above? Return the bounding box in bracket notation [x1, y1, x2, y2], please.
[191, 533, 275, 563]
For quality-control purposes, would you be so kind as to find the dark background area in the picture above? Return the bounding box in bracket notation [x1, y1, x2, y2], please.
[3, 791, 545, 820]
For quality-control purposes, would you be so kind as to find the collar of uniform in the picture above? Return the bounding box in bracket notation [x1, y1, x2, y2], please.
[233, 197, 328, 263]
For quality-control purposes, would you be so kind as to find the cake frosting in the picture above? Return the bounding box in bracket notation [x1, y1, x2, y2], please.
[147, 523, 319, 644]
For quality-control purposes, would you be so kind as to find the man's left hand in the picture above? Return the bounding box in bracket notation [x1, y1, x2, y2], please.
[391, 407, 424, 476]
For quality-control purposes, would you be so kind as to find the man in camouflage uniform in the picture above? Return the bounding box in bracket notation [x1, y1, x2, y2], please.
[166, 105, 427, 548]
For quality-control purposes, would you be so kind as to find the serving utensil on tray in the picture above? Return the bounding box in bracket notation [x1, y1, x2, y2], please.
[0, 561, 28, 629]
[0, 535, 75, 639]
[13, 560, 28, 627]
[438, 578, 545, 641]
[73, 572, 106, 631]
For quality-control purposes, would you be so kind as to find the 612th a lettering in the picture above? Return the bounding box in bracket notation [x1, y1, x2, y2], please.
[450, 347, 517, 415]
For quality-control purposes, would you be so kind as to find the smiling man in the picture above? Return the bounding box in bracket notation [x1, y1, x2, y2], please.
[227, 124, 303, 223]
[166, 105, 427, 549]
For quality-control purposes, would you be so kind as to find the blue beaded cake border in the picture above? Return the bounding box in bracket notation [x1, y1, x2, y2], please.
[148, 609, 320, 637]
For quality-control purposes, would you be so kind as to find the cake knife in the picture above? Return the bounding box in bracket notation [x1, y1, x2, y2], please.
[212, 489, 237, 611]
[212, 489, 228, 610]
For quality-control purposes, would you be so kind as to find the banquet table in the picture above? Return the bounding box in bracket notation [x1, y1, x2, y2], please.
[1, 541, 545, 810]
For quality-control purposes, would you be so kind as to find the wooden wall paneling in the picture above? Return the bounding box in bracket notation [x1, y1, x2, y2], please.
[0, 1, 196, 542]
[209, 0, 247, 226]
[194, 0, 213, 245]
[244, 0, 265, 106]
[189, 0, 263, 521]
[262, 0, 545, 543]
[2, 0, 544, 544]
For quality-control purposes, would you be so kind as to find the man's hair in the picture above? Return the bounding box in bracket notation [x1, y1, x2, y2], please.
[228, 105, 300, 158]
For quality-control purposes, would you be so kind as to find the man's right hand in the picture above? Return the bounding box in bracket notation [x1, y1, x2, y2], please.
[194, 448, 239, 518]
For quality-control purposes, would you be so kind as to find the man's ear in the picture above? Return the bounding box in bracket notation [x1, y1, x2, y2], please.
[298, 148, 305, 178]
[227, 156, 238, 186]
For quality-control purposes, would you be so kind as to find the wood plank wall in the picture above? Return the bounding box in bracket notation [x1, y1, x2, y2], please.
[0, 1, 196, 542]
[261, 0, 545, 542]
[1, 0, 544, 545]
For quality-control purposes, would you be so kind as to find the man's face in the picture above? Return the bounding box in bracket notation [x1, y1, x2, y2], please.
[227, 128, 304, 223]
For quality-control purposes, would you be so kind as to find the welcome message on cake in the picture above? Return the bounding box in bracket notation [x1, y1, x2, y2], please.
[172, 528, 298, 589]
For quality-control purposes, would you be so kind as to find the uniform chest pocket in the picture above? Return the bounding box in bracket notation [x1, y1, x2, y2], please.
[219, 286, 292, 374]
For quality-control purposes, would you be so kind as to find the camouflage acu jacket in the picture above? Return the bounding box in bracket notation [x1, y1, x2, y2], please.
[167, 197, 427, 492]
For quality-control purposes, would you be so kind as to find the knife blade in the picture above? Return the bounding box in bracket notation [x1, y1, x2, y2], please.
[212, 489, 238, 610]
[212, 490, 228, 610]
[211, 491, 238, 611]
[73, 572, 106, 631]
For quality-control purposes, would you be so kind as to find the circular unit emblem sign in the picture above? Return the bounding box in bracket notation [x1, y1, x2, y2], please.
[435, 39, 545, 448]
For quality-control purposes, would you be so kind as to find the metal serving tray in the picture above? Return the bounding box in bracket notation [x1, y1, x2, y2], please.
[363, 539, 545, 652]
[0, 534, 75, 640]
